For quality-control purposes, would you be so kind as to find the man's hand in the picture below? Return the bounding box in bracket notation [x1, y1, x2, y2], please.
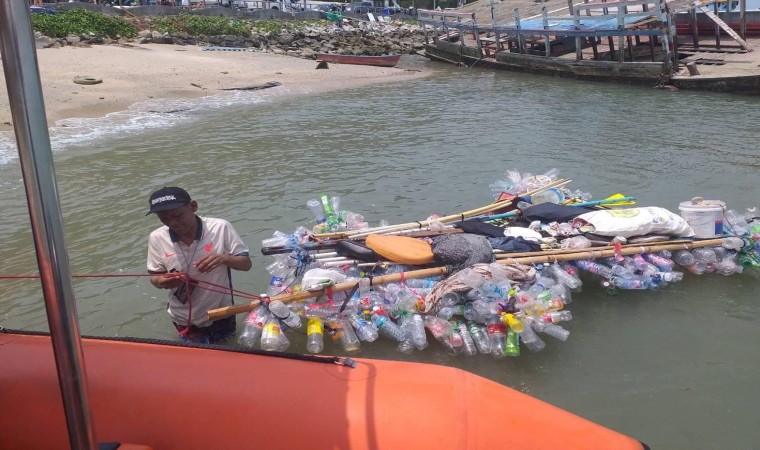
[194, 253, 228, 274]
[151, 271, 185, 289]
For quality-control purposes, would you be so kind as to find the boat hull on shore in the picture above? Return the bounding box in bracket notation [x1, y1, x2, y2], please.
[0, 331, 648, 450]
[316, 53, 401, 67]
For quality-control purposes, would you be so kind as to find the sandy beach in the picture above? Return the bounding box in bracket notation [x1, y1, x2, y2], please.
[0, 43, 428, 132]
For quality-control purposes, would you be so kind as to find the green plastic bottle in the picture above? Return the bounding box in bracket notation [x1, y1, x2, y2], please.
[505, 328, 520, 357]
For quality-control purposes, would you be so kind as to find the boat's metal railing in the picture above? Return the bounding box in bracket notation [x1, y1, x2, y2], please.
[0, 1, 97, 449]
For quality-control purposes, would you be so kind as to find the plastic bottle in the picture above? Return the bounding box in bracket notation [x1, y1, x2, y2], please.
[463, 303, 486, 323]
[410, 314, 428, 350]
[532, 318, 570, 341]
[686, 261, 708, 275]
[371, 310, 407, 342]
[485, 319, 507, 359]
[542, 310, 572, 323]
[722, 237, 745, 250]
[693, 248, 718, 264]
[574, 260, 614, 279]
[276, 331, 290, 352]
[504, 329, 520, 357]
[518, 318, 546, 352]
[468, 322, 492, 354]
[306, 199, 326, 224]
[260, 316, 282, 352]
[457, 323, 478, 356]
[652, 271, 684, 283]
[306, 317, 325, 353]
[238, 305, 269, 348]
[347, 314, 379, 342]
[437, 305, 465, 320]
[642, 253, 675, 272]
[456, 268, 484, 289]
[448, 328, 464, 355]
[673, 250, 696, 267]
[404, 277, 441, 289]
[725, 210, 750, 235]
[632, 254, 658, 276]
[268, 300, 302, 329]
[501, 313, 524, 333]
[549, 262, 582, 289]
[328, 318, 360, 353]
[304, 301, 341, 319]
[609, 275, 648, 289]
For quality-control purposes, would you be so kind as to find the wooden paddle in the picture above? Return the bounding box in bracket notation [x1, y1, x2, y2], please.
[207, 266, 449, 321]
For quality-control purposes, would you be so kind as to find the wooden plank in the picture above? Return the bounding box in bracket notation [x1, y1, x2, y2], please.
[696, 3, 753, 51]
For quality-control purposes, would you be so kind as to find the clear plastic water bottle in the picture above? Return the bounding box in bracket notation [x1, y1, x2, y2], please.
[693, 248, 718, 264]
[437, 305, 465, 320]
[463, 303, 486, 323]
[330, 318, 361, 353]
[405, 277, 441, 289]
[276, 331, 290, 352]
[260, 316, 282, 352]
[456, 268, 484, 289]
[268, 300, 302, 329]
[371, 310, 407, 342]
[485, 319, 507, 359]
[686, 261, 708, 275]
[549, 262, 582, 289]
[424, 316, 456, 354]
[410, 314, 428, 350]
[574, 260, 614, 279]
[306, 317, 325, 354]
[504, 329, 520, 357]
[673, 250, 696, 267]
[609, 276, 648, 289]
[725, 209, 750, 235]
[468, 322, 492, 354]
[304, 301, 341, 319]
[307, 198, 326, 224]
[458, 323, 478, 356]
[542, 310, 572, 323]
[652, 271, 684, 283]
[238, 305, 269, 348]
[722, 237, 745, 250]
[347, 314, 379, 342]
[643, 253, 675, 272]
[518, 318, 546, 352]
[533, 318, 570, 341]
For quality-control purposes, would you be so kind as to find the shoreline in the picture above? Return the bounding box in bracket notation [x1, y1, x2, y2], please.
[0, 44, 431, 133]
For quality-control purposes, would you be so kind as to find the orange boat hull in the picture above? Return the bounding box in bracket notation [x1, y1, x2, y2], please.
[0, 332, 646, 450]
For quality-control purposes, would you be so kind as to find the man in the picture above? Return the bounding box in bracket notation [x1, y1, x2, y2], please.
[146, 187, 252, 344]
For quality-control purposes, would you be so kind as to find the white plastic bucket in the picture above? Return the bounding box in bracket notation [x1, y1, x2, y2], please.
[678, 198, 725, 238]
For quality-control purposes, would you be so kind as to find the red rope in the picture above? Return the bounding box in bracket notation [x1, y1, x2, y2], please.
[0, 272, 262, 301]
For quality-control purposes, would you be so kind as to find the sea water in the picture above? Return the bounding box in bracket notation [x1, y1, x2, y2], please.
[1, 56, 759, 448]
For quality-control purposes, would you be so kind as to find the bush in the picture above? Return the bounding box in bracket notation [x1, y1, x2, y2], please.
[153, 14, 251, 37]
[31, 9, 137, 38]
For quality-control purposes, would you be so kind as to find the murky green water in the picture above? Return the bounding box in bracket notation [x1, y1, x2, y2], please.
[1, 57, 759, 448]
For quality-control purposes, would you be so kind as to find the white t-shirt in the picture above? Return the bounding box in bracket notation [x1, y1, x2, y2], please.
[147, 216, 249, 328]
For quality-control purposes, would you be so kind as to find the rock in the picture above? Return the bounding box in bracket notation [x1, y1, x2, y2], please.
[138, 30, 152, 38]
[277, 33, 297, 46]
[137, 37, 151, 44]
[35, 36, 54, 49]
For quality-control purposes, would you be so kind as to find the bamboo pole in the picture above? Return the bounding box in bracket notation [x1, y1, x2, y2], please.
[494, 238, 698, 259]
[207, 267, 449, 321]
[496, 238, 727, 265]
[315, 179, 571, 240]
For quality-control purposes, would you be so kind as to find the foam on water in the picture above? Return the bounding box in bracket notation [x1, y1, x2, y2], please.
[0, 85, 290, 166]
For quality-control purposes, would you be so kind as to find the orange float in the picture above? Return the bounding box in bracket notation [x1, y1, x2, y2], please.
[0, 331, 648, 450]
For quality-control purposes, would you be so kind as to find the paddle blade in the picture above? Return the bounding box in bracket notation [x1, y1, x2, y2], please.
[605, 193, 636, 207]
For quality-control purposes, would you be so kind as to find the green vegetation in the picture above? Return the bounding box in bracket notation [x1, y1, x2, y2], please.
[31, 9, 137, 38]
[153, 14, 251, 37]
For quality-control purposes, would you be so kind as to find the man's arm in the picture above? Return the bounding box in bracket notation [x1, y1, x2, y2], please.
[194, 253, 251, 274]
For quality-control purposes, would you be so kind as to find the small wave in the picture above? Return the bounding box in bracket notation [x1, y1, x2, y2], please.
[0, 85, 291, 166]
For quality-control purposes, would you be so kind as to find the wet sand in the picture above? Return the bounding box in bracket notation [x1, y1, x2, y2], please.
[0, 43, 428, 132]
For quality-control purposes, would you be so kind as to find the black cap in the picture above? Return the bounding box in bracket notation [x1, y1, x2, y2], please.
[146, 187, 191, 215]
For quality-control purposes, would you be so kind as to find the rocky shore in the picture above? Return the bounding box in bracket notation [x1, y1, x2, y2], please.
[34, 20, 427, 60]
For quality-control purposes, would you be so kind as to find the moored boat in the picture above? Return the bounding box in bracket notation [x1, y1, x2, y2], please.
[316, 53, 401, 67]
[0, 330, 649, 450]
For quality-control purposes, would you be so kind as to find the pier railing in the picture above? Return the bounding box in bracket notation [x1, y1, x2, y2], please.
[418, 0, 674, 63]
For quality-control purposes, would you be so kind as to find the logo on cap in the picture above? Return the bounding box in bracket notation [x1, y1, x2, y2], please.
[146, 187, 191, 215]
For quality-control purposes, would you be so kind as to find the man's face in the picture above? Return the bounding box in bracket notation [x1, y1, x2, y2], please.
[156, 202, 197, 236]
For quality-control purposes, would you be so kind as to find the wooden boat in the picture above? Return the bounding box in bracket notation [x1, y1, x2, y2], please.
[0, 5, 649, 450]
[316, 53, 401, 67]
[0, 330, 650, 450]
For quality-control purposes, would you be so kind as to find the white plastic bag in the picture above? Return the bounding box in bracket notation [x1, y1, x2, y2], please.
[301, 268, 347, 290]
[572, 207, 695, 238]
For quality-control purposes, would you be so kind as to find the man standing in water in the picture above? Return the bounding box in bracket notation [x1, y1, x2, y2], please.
[146, 187, 252, 344]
